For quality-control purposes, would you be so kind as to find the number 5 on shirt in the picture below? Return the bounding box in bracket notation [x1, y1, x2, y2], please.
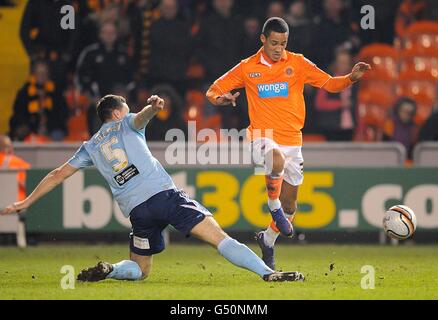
[101, 137, 128, 173]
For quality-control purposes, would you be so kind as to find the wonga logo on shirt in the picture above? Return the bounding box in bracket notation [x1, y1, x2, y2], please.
[257, 82, 288, 98]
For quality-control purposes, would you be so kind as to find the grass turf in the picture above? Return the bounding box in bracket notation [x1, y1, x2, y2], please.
[0, 244, 437, 300]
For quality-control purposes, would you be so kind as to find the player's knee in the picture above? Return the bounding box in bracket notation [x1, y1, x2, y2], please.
[269, 149, 285, 175]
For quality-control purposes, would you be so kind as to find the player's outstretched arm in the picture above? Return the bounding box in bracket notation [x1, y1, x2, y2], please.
[349, 62, 372, 82]
[0, 162, 78, 215]
[132, 95, 165, 130]
[322, 62, 371, 93]
[206, 86, 240, 107]
[206, 62, 244, 107]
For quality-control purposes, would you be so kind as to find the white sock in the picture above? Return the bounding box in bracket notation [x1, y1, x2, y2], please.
[263, 226, 280, 247]
[268, 199, 281, 211]
[284, 211, 295, 219]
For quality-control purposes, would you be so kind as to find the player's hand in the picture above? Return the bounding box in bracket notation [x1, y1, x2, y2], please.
[216, 92, 240, 107]
[0, 201, 28, 216]
[349, 62, 371, 82]
[148, 95, 165, 111]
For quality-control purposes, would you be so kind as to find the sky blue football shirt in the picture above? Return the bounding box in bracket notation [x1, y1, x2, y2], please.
[68, 113, 176, 217]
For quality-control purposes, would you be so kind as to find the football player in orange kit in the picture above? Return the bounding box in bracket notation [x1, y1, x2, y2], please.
[206, 17, 370, 269]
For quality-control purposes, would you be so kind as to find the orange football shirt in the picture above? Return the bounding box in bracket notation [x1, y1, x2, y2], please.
[211, 48, 334, 146]
[0, 153, 31, 201]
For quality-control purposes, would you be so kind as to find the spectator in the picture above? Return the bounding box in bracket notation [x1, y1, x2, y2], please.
[149, 0, 193, 96]
[383, 97, 419, 157]
[395, 0, 427, 37]
[128, 0, 161, 82]
[285, 0, 315, 58]
[315, 48, 356, 141]
[145, 85, 186, 141]
[314, 0, 353, 69]
[72, 2, 133, 69]
[20, 0, 76, 90]
[418, 109, 438, 141]
[0, 135, 31, 202]
[242, 16, 261, 57]
[196, 0, 244, 82]
[9, 60, 69, 142]
[76, 22, 133, 98]
[266, 1, 286, 19]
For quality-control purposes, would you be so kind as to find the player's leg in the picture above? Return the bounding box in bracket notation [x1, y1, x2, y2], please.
[168, 189, 303, 281]
[257, 147, 303, 269]
[252, 138, 293, 237]
[264, 181, 299, 246]
[77, 200, 163, 282]
[256, 182, 298, 270]
[189, 216, 304, 281]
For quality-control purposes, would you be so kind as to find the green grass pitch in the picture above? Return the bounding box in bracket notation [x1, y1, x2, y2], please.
[0, 244, 437, 299]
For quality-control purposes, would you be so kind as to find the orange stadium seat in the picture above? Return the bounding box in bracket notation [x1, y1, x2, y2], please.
[396, 71, 437, 124]
[399, 48, 438, 79]
[302, 134, 327, 143]
[397, 71, 437, 102]
[358, 80, 397, 106]
[64, 110, 90, 142]
[414, 102, 434, 125]
[402, 21, 438, 51]
[356, 86, 395, 142]
[357, 97, 390, 142]
[358, 44, 399, 80]
[184, 90, 222, 141]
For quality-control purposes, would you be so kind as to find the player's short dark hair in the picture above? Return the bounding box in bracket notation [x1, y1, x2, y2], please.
[96, 95, 126, 122]
[262, 17, 289, 38]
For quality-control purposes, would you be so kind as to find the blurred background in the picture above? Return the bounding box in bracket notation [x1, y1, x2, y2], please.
[0, 0, 438, 246]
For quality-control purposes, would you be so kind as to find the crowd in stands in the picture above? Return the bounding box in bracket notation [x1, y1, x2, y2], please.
[5, 0, 438, 154]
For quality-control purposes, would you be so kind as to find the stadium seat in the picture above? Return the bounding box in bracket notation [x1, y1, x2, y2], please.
[397, 71, 437, 102]
[186, 62, 205, 79]
[401, 21, 438, 51]
[359, 80, 397, 106]
[64, 110, 90, 142]
[358, 44, 399, 80]
[184, 90, 222, 141]
[356, 84, 396, 142]
[357, 102, 389, 141]
[396, 71, 437, 124]
[302, 134, 327, 143]
[399, 48, 438, 79]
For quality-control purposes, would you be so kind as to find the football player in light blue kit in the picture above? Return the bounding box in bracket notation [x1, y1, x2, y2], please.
[0, 94, 304, 282]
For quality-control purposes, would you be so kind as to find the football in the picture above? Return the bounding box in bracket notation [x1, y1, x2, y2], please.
[383, 205, 417, 240]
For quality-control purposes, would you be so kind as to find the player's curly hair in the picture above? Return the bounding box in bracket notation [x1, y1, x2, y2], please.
[262, 17, 289, 38]
[96, 94, 126, 122]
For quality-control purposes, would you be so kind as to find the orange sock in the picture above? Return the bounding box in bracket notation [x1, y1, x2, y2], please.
[265, 175, 283, 200]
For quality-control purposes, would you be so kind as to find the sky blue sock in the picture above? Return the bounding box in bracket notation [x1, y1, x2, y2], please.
[218, 237, 274, 277]
[107, 260, 143, 280]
